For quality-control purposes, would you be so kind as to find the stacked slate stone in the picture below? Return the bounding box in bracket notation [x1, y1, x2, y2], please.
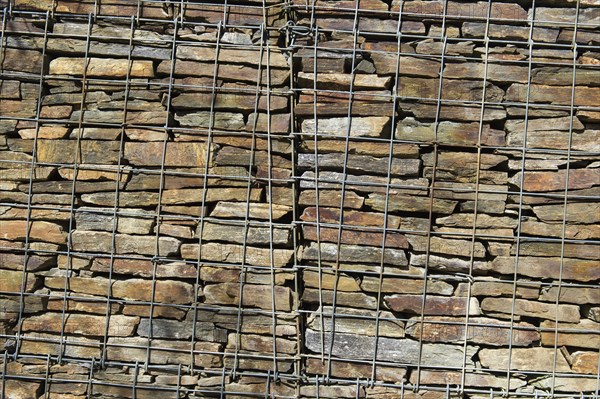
[0, 0, 300, 397]
[293, 0, 599, 398]
[0, 0, 598, 399]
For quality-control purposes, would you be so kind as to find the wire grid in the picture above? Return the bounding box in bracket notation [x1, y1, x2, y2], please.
[0, 0, 598, 398]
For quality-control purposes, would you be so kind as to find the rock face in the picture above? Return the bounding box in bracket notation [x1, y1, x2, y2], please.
[1, 1, 598, 399]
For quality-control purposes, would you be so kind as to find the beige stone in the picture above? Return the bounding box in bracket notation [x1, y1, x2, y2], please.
[479, 347, 570, 372]
[204, 283, 292, 311]
[21, 313, 138, 337]
[540, 319, 600, 349]
[385, 295, 481, 316]
[124, 142, 211, 167]
[181, 242, 293, 267]
[0, 220, 67, 244]
[210, 201, 292, 220]
[49, 57, 154, 78]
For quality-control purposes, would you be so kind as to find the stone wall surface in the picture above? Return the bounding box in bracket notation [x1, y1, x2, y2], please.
[0, 0, 598, 398]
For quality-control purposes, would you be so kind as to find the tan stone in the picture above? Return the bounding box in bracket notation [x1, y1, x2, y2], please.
[21, 313, 138, 337]
[18, 126, 69, 139]
[177, 46, 288, 68]
[303, 288, 378, 309]
[396, 117, 505, 147]
[71, 230, 180, 256]
[406, 235, 487, 258]
[181, 242, 293, 267]
[301, 242, 407, 266]
[514, 241, 598, 260]
[521, 220, 600, 240]
[49, 57, 154, 78]
[533, 202, 600, 224]
[112, 279, 195, 305]
[298, 72, 391, 90]
[0, 269, 39, 293]
[307, 305, 404, 338]
[481, 297, 580, 322]
[210, 202, 292, 220]
[455, 280, 539, 299]
[18, 333, 101, 359]
[479, 347, 570, 372]
[226, 333, 296, 354]
[91, 258, 197, 278]
[303, 270, 360, 292]
[360, 276, 453, 295]
[385, 295, 481, 316]
[539, 286, 599, 304]
[58, 166, 130, 182]
[511, 169, 599, 193]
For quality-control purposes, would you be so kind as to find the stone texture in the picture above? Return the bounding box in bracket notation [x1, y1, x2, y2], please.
[302, 117, 391, 138]
[181, 242, 294, 267]
[50, 58, 154, 78]
[479, 348, 571, 372]
[405, 317, 539, 346]
[204, 283, 292, 311]
[71, 230, 180, 256]
[305, 329, 478, 367]
[124, 142, 211, 167]
[396, 118, 505, 147]
[481, 297, 580, 322]
[301, 242, 408, 266]
[540, 319, 600, 349]
[385, 295, 481, 316]
[21, 313, 139, 337]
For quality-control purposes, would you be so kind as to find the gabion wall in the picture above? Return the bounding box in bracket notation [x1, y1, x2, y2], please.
[0, 0, 598, 398]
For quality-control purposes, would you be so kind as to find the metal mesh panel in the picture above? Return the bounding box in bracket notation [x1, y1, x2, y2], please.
[0, 0, 598, 398]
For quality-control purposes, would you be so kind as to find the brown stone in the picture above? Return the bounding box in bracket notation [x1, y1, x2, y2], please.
[394, 1, 528, 20]
[298, 153, 421, 177]
[49, 57, 153, 78]
[366, 193, 457, 215]
[304, 270, 360, 292]
[0, 220, 67, 244]
[21, 313, 138, 337]
[489, 256, 599, 282]
[405, 317, 538, 346]
[302, 224, 409, 248]
[533, 202, 600, 224]
[303, 288, 378, 309]
[479, 348, 570, 372]
[396, 118, 505, 147]
[406, 236, 487, 258]
[455, 279, 539, 299]
[201, 221, 292, 246]
[91, 258, 197, 278]
[540, 319, 600, 349]
[298, 72, 391, 90]
[307, 306, 404, 338]
[409, 369, 526, 390]
[463, 22, 559, 42]
[172, 92, 288, 112]
[204, 283, 292, 311]
[306, 358, 406, 383]
[226, 333, 296, 355]
[539, 286, 599, 304]
[299, 140, 419, 158]
[159, 60, 290, 85]
[481, 297, 580, 322]
[444, 62, 529, 84]
[124, 142, 211, 167]
[572, 351, 598, 374]
[36, 139, 120, 164]
[384, 295, 481, 316]
[300, 207, 401, 228]
[506, 83, 599, 107]
[371, 54, 439, 76]
[511, 168, 598, 193]
[521, 219, 600, 240]
[298, 190, 364, 209]
[514, 241, 598, 260]
[107, 337, 222, 368]
[398, 78, 504, 102]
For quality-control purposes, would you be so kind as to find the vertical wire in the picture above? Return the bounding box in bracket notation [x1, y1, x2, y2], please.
[369, 0, 404, 385]
[56, 12, 95, 365]
[229, 20, 265, 380]
[325, 0, 361, 379]
[261, 2, 280, 380]
[187, 18, 228, 376]
[144, 11, 179, 371]
[12, 10, 51, 361]
[99, 14, 137, 368]
[459, 0, 493, 392]
[310, 24, 326, 362]
[505, 0, 537, 391]
[413, 0, 448, 390]
[550, 0, 580, 395]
